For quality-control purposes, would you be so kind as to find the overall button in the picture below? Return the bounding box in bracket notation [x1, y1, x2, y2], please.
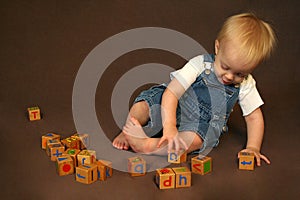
[222, 125, 228, 133]
[205, 69, 211, 75]
[234, 84, 240, 88]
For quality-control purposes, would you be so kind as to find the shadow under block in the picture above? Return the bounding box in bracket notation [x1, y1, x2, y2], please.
[191, 156, 212, 175]
[41, 133, 60, 149]
[156, 168, 175, 189]
[77, 150, 96, 165]
[56, 155, 74, 176]
[63, 148, 81, 167]
[128, 157, 146, 176]
[27, 106, 41, 121]
[97, 160, 113, 180]
[172, 167, 191, 188]
[75, 164, 98, 184]
[49, 143, 65, 161]
[168, 150, 187, 163]
[238, 152, 255, 170]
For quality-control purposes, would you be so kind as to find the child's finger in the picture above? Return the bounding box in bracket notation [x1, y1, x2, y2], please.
[157, 137, 166, 148]
[260, 154, 271, 164]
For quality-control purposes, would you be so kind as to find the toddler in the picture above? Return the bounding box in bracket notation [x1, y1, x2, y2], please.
[113, 13, 276, 166]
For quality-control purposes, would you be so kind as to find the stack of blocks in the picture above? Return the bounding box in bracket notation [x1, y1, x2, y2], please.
[156, 167, 191, 189]
[238, 152, 255, 170]
[41, 132, 113, 184]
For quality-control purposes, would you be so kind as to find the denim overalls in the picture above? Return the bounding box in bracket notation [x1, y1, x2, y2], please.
[134, 54, 240, 153]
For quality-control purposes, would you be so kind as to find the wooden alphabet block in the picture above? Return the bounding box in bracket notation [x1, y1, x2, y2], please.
[155, 168, 175, 189]
[75, 164, 98, 184]
[172, 167, 191, 188]
[128, 157, 146, 176]
[72, 133, 89, 150]
[191, 156, 212, 175]
[46, 139, 61, 156]
[63, 148, 81, 167]
[238, 152, 255, 170]
[49, 143, 65, 161]
[97, 160, 113, 180]
[27, 106, 41, 121]
[77, 150, 96, 165]
[168, 150, 187, 163]
[41, 133, 60, 149]
[56, 155, 74, 176]
[61, 136, 80, 150]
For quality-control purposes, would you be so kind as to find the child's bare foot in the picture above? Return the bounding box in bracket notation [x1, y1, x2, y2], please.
[112, 132, 129, 150]
[123, 117, 164, 154]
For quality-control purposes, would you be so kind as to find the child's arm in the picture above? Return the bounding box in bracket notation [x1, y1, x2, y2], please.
[157, 78, 188, 152]
[240, 107, 271, 166]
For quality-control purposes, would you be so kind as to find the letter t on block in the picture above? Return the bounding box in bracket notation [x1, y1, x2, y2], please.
[27, 106, 41, 121]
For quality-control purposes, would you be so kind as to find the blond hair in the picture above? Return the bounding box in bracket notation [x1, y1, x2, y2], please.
[217, 13, 276, 65]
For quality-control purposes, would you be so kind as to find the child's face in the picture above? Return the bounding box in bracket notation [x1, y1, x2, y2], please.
[213, 39, 257, 85]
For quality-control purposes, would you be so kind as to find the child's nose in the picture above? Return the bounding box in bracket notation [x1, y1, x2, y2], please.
[225, 73, 234, 81]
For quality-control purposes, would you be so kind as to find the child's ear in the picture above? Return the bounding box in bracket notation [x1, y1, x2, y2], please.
[215, 40, 220, 55]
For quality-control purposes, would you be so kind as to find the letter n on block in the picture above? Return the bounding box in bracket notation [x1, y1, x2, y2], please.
[128, 157, 146, 176]
[155, 168, 175, 189]
[238, 152, 254, 170]
[75, 164, 98, 184]
[172, 167, 191, 188]
[191, 156, 212, 175]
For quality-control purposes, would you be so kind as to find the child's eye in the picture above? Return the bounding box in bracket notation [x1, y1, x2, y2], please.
[221, 65, 229, 70]
[236, 73, 246, 78]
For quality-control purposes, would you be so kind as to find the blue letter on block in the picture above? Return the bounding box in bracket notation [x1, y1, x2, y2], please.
[179, 175, 187, 186]
[170, 153, 178, 161]
[134, 164, 144, 174]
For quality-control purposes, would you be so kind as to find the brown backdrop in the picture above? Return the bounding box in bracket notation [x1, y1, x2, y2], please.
[1, 0, 299, 199]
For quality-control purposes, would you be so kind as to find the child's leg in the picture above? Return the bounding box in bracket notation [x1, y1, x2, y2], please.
[112, 101, 150, 150]
[123, 117, 203, 155]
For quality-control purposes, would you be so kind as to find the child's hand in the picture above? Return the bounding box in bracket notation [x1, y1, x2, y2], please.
[238, 147, 271, 166]
[157, 126, 188, 153]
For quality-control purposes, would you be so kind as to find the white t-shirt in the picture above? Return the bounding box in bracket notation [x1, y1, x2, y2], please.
[170, 55, 263, 116]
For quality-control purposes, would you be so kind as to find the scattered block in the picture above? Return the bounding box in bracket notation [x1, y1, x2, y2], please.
[77, 150, 96, 165]
[191, 156, 212, 175]
[168, 150, 187, 163]
[128, 157, 146, 176]
[46, 139, 61, 156]
[97, 160, 113, 180]
[172, 167, 191, 188]
[238, 152, 255, 170]
[63, 148, 81, 167]
[72, 133, 89, 149]
[49, 143, 65, 161]
[61, 136, 80, 149]
[27, 106, 41, 121]
[75, 164, 98, 184]
[56, 155, 74, 176]
[41, 133, 60, 149]
[155, 168, 175, 189]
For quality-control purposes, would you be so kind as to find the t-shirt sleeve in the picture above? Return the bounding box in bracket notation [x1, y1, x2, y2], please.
[238, 75, 264, 116]
[170, 55, 205, 90]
